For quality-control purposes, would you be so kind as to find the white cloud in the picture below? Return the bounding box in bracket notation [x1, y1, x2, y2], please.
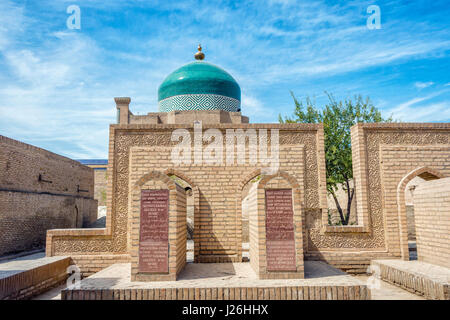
[241, 94, 276, 122]
[390, 102, 450, 122]
[0, 1, 26, 50]
[241, 95, 265, 113]
[386, 89, 450, 122]
[414, 81, 434, 89]
[1, 0, 450, 157]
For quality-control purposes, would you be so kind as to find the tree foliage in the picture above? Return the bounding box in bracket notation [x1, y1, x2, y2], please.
[279, 92, 392, 225]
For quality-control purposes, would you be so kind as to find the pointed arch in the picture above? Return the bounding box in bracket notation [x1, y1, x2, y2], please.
[133, 170, 175, 188]
[397, 166, 444, 260]
[163, 169, 198, 189]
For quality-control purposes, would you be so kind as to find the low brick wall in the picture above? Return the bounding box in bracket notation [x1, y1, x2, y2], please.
[62, 284, 370, 300]
[61, 260, 370, 300]
[413, 178, 450, 268]
[371, 259, 449, 300]
[0, 255, 71, 300]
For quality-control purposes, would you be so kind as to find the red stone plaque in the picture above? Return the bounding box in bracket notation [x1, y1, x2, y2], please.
[265, 189, 296, 272]
[138, 189, 169, 273]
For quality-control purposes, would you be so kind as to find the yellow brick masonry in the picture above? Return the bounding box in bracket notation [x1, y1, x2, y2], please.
[46, 122, 450, 275]
[371, 259, 449, 300]
[62, 284, 370, 300]
[0, 135, 97, 256]
[413, 178, 450, 268]
[0, 255, 71, 300]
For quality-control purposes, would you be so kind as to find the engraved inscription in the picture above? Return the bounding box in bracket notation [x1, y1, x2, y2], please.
[139, 189, 169, 273]
[265, 189, 296, 272]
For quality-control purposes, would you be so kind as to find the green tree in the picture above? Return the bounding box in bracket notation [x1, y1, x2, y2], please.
[279, 92, 392, 225]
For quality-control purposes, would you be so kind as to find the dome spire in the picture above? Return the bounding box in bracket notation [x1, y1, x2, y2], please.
[194, 44, 205, 60]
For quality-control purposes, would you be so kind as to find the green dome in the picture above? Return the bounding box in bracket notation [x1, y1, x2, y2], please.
[158, 61, 241, 112]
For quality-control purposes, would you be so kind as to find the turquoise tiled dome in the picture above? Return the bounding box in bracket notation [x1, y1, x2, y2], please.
[158, 61, 241, 112]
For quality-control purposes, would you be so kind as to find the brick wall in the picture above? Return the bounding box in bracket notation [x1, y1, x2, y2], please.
[413, 178, 450, 268]
[126, 131, 310, 263]
[0, 256, 71, 300]
[248, 183, 259, 274]
[93, 169, 107, 206]
[0, 135, 97, 256]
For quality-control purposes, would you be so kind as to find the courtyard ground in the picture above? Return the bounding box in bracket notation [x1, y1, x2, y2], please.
[33, 274, 425, 300]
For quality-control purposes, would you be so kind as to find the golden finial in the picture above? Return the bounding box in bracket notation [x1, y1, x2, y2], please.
[194, 44, 205, 60]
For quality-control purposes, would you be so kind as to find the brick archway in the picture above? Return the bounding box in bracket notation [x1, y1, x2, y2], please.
[235, 169, 263, 261]
[396, 166, 443, 260]
[163, 169, 200, 262]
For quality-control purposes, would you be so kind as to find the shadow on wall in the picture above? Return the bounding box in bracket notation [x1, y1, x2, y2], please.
[196, 189, 235, 263]
[0, 196, 95, 257]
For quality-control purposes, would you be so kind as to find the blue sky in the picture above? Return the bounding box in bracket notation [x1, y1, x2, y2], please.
[0, 0, 449, 159]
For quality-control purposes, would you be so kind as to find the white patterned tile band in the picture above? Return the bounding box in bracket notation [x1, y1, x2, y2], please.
[158, 94, 241, 112]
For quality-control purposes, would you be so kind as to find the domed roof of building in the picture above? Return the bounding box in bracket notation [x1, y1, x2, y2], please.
[157, 45, 241, 113]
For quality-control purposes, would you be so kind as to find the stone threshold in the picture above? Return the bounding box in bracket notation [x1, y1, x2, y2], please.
[371, 259, 450, 300]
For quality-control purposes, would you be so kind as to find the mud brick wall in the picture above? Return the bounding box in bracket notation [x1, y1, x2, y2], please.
[93, 169, 108, 206]
[0, 135, 97, 256]
[413, 178, 450, 268]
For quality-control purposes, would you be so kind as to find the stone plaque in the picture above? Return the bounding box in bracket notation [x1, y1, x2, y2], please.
[265, 189, 296, 272]
[139, 189, 169, 273]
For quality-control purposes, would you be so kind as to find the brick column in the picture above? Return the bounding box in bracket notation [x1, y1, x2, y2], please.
[130, 171, 187, 281]
[249, 172, 304, 279]
[114, 97, 131, 124]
